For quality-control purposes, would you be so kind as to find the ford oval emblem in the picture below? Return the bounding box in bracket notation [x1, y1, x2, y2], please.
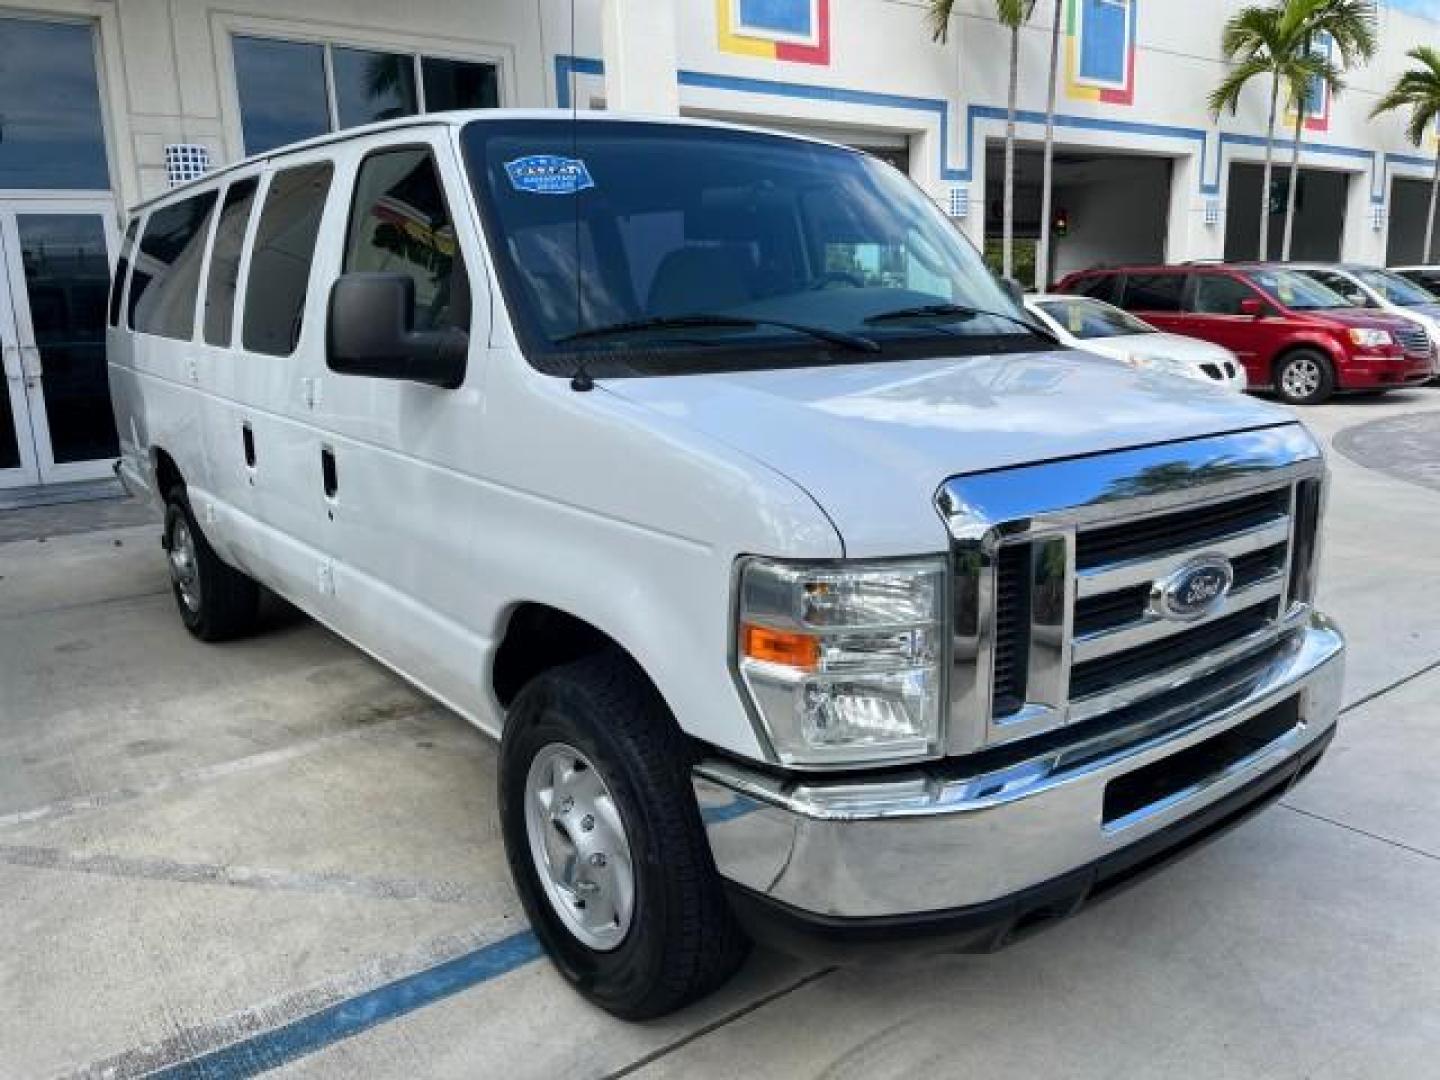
[1152, 556, 1234, 621]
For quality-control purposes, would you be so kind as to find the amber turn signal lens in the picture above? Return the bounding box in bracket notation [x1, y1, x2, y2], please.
[741, 623, 820, 670]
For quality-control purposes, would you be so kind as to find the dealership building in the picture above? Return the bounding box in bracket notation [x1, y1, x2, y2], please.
[3, 0, 1440, 496]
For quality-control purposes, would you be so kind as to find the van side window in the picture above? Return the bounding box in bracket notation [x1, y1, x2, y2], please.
[204, 177, 260, 346]
[1191, 275, 1256, 316]
[243, 162, 333, 356]
[129, 191, 219, 339]
[108, 218, 139, 328]
[343, 148, 470, 332]
[1122, 273, 1185, 312]
[1075, 274, 1119, 305]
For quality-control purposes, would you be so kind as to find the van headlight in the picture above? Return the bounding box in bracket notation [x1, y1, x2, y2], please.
[733, 557, 947, 767]
[1347, 328, 1393, 348]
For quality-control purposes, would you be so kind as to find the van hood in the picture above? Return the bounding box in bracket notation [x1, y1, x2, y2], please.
[601, 350, 1296, 557]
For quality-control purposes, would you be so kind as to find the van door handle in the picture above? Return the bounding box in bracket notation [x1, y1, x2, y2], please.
[321, 446, 338, 499]
[242, 422, 256, 468]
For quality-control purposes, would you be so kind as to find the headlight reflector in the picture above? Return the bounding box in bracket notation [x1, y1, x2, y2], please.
[1347, 328, 1393, 348]
[736, 558, 946, 766]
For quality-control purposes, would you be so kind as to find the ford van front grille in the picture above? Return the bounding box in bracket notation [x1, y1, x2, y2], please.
[937, 427, 1326, 757]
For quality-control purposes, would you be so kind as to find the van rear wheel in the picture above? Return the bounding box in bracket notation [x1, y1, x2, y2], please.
[499, 652, 749, 1019]
[1274, 350, 1335, 405]
[163, 487, 260, 641]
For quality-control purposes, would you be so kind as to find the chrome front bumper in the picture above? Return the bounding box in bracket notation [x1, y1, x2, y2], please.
[694, 615, 1344, 926]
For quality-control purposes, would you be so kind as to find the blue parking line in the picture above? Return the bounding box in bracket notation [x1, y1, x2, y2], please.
[153, 802, 757, 1077]
[153, 932, 545, 1079]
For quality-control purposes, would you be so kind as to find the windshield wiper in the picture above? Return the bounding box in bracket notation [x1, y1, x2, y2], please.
[865, 303, 1059, 344]
[557, 313, 881, 353]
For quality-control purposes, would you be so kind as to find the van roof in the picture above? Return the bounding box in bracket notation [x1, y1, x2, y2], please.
[127, 108, 860, 214]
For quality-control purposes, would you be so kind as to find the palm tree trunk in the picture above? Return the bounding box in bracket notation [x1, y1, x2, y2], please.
[1427, 150, 1440, 264]
[1282, 104, 1304, 262]
[1003, 26, 1020, 280]
[1036, 0, 1063, 290]
[1259, 78, 1280, 262]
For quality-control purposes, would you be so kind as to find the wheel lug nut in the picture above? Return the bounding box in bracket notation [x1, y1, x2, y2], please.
[580, 814, 595, 832]
[589, 853, 607, 868]
[559, 796, 574, 813]
[575, 880, 600, 896]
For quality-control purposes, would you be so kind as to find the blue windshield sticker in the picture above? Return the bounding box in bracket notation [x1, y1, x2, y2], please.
[504, 155, 595, 195]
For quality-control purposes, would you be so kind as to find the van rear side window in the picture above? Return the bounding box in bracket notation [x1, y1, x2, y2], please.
[108, 218, 139, 329]
[204, 177, 259, 346]
[243, 162, 333, 356]
[129, 191, 218, 339]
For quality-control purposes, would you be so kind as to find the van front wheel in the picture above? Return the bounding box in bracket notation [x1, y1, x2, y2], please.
[163, 487, 260, 641]
[1274, 350, 1335, 405]
[499, 653, 749, 1019]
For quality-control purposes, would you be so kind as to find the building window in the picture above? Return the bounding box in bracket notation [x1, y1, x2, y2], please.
[0, 17, 109, 189]
[233, 35, 500, 156]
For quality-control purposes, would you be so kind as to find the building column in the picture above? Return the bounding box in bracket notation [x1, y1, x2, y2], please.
[1341, 170, 1387, 265]
[1166, 151, 1224, 264]
[602, 0, 679, 114]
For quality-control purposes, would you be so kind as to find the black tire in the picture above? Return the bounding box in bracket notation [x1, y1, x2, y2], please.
[499, 652, 749, 1019]
[163, 486, 260, 642]
[1273, 349, 1335, 405]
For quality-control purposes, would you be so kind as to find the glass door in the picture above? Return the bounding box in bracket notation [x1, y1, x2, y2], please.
[0, 201, 118, 486]
[0, 222, 41, 487]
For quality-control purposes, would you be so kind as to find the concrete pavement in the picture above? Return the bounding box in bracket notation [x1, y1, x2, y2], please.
[3, 389, 1439, 1079]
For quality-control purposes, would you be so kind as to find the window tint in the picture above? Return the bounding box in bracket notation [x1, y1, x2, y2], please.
[108, 218, 139, 328]
[1302, 269, 1370, 306]
[1073, 274, 1119, 304]
[1191, 274, 1258, 316]
[204, 177, 259, 346]
[130, 191, 219, 339]
[233, 37, 329, 155]
[1122, 273, 1186, 312]
[421, 58, 500, 111]
[344, 149, 470, 332]
[333, 48, 417, 129]
[243, 163, 333, 356]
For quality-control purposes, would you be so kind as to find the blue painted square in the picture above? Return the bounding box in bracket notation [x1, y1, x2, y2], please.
[1079, 0, 1129, 86]
[737, 0, 813, 37]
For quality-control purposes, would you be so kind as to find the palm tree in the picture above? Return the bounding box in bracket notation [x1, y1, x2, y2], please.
[1036, 0, 1063, 291]
[1210, 0, 1375, 262]
[930, 0, 1036, 280]
[1371, 46, 1440, 264]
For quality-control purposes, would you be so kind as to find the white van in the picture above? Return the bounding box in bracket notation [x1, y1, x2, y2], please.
[109, 111, 1345, 1019]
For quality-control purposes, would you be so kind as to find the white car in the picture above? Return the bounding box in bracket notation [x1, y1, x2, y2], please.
[1026, 293, 1247, 390]
[108, 112, 1343, 1019]
[1291, 264, 1440, 362]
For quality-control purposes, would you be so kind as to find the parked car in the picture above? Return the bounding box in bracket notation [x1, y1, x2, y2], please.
[109, 113, 1345, 1019]
[1025, 293, 1247, 390]
[1056, 262, 1434, 404]
[1391, 265, 1440, 296]
[1288, 263, 1440, 354]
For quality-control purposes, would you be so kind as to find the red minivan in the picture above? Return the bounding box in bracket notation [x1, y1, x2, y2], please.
[1055, 263, 1434, 404]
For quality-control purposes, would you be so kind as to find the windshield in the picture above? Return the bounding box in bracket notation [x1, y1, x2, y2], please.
[1035, 298, 1154, 339]
[1246, 268, 1351, 311]
[1353, 267, 1437, 307]
[461, 120, 1038, 376]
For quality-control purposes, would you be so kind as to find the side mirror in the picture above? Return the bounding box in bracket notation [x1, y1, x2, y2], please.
[1001, 276, 1026, 306]
[327, 273, 468, 389]
[1238, 297, 1266, 318]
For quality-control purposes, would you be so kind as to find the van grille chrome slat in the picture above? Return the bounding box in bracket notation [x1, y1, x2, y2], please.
[938, 426, 1326, 757]
[1073, 577, 1285, 664]
[1075, 516, 1291, 598]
